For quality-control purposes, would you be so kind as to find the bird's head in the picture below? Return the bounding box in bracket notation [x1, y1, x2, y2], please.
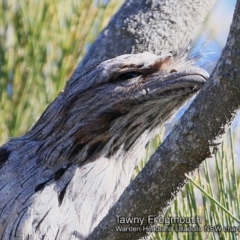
[26, 52, 209, 165]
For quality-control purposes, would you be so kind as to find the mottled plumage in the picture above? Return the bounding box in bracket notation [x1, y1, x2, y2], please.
[0, 52, 208, 239]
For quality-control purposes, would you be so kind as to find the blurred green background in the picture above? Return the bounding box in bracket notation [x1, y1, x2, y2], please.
[0, 0, 239, 239]
[0, 0, 122, 142]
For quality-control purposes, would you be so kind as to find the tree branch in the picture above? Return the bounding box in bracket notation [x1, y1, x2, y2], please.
[72, 0, 216, 76]
[86, 1, 240, 240]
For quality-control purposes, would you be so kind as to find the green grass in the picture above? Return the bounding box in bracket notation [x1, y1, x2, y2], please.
[0, 0, 122, 143]
[1, 1, 239, 240]
[147, 129, 240, 240]
[133, 127, 240, 240]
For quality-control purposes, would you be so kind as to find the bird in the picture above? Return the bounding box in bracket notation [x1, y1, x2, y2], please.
[0, 51, 208, 239]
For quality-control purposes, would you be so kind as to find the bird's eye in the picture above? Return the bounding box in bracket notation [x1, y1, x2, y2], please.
[115, 71, 142, 82]
[170, 69, 177, 73]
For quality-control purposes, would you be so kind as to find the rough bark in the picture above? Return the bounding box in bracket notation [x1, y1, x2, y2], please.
[72, 0, 216, 75]
[87, 1, 240, 240]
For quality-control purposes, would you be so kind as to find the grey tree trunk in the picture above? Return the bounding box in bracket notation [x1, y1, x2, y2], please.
[73, 0, 216, 74]
[1, 0, 232, 240]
